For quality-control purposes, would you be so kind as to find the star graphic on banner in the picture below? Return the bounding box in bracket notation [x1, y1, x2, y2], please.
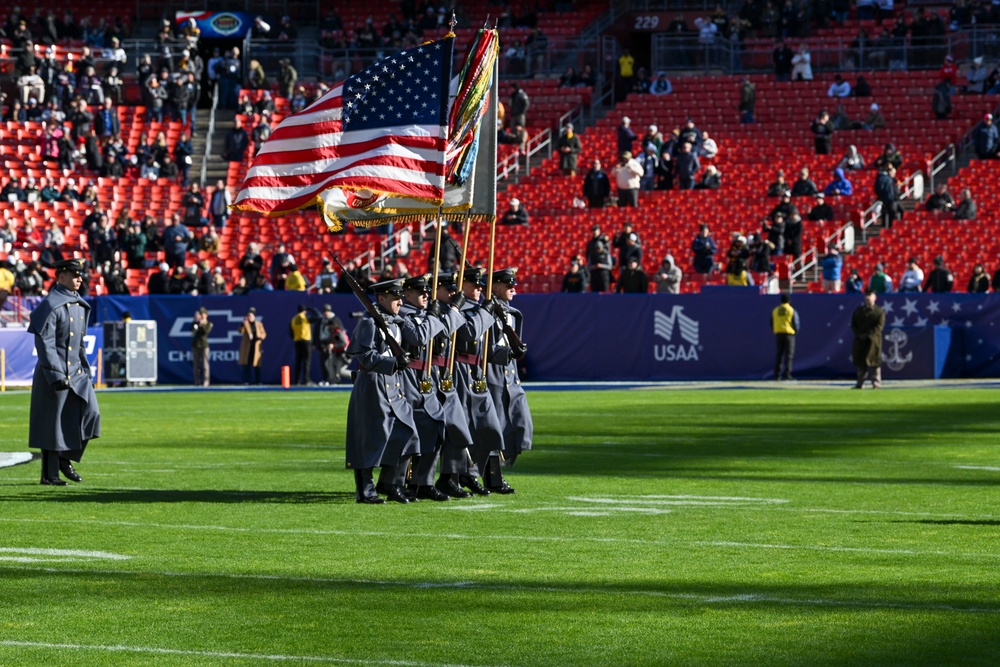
[915, 316, 928, 327]
[952, 302, 963, 313]
[902, 299, 919, 316]
[927, 300, 940, 314]
[883, 300, 895, 314]
[966, 320, 973, 328]
[891, 316, 906, 327]
[940, 318, 950, 326]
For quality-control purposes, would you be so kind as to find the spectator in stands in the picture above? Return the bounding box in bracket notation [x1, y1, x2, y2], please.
[556, 123, 582, 177]
[821, 245, 843, 292]
[275, 59, 298, 100]
[940, 54, 958, 87]
[59, 178, 80, 203]
[121, 221, 147, 269]
[504, 38, 527, 77]
[181, 183, 206, 227]
[968, 264, 989, 293]
[614, 224, 643, 269]
[612, 151, 644, 207]
[825, 168, 853, 197]
[899, 258, 925, 292]
[617, 258, 649, 293]
[583, 159, 611, 208]
[649, 71, 672, 95]
[252, 114, 273, 155]
[827, 74, 851, 97]
[561, 259, 588, 293]
[169, 265, 198, 295]
[178, 72, 201, 134]
[239, 243, 264, 285]
[810, 110, 834, 155]
[18, 65, 45, 105]
[617, 116, 637, 156]
[932, 79, 953, 119]
[146, 262, 170, 295]
[972, 114, 998, 160]
[699, 131, 718, 159]
[255, 92, 276, 116]
[209, 180, 232, 229]
[725, 234, 751, 286]
[923, 255, 954, 292]
[164, 216, 192, 268]
[39, 178, 61, 203]
[220, 47, 242, 109]
[577, 65, 597, 88]
[691, 224, 718, 276]
[94, 98, 119, 140]
[139, 153, 160, 180]
[498, 121, 529, 157]
[508, 83, 530, 129]
[558, 67, 580, 88]
[853, 75, 872, 97]
[674, 142, 699, 191]
[501, 199, 529, 226]
[767, 170, 788, 197]
[224, 120, 250, 162]
[639, 144, 660, 191]
[616, 48, 635, 102]
[1, 179, 25, 203]
[924, 183, 955, 212]
[641, 125, 663, 154]
[770, 190, 800, 223]
[868, 263, 893, 293]
[875, 163, 902, 229]
[285, 264, 308, 291]
[791, 43, 813, 81]
[964, 57, 988, 94]
[160, 154, 179, 181]
[247, 59, 268, 90]
[763, 215, 787, 257]
[739, 77, 756, 123]
[808, 192, 835, 221]
[874, 143, 903, 171]
[861, 103, 885, 131]
[314, 259, 338, 293]
[290, 86, 309, 114]
[587, 239, 614, 293]
[830, 103, 853, 132]
[270, 243, 294, 285]
[654, 255, 682, 294]
[783, 214, 804, 259]
[696, 165, 721, 190]
[954, 188, 977, 220]
[174, 132, 195, 186]
[790, 168, 818, 197]
[845, 268, 864, 293]
[773, 39, 794, 82]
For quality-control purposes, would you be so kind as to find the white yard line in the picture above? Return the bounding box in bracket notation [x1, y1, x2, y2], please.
[0, 568, 997, 616]
[0, 452, 33, 469]
[0, 641, 494, 667]
[0, 547, 130, 560]
[1, 517, 998, 560]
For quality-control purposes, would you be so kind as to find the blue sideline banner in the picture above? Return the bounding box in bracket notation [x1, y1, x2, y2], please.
[86, 292, 1000, 383]
[0, 327, 103, 386]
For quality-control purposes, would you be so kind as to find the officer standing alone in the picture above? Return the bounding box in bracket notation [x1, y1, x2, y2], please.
[28, 258, 101, 485]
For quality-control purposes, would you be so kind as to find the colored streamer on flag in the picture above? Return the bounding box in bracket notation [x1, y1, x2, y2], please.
[231, 37, 455, 231]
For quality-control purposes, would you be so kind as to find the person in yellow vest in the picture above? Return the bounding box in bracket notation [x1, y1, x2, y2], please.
[284, 263, 307, 291]
[771, 294, 800, 381]
[290, 304, 313, 385]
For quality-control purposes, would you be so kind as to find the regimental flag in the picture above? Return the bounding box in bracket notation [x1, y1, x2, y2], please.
[231, 37, 454, 229]
[319, 29, 500, 228]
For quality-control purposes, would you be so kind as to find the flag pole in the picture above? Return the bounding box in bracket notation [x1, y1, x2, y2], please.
[423, 212, 445, 392]
[477, 215, 498, 387]
[446, 218, 473, 383]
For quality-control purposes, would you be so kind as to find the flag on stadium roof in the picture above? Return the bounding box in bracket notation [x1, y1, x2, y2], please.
[231, 36, 455, 230]
[320, 29, 499, 227]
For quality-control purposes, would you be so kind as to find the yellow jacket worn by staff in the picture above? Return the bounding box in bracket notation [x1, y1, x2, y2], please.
[291, 312, 312, 342]
[772, 303, 798, 334]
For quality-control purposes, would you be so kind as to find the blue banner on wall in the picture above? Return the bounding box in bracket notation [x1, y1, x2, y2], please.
[0, 327, 103, 386]
[18, 291, 998, 384]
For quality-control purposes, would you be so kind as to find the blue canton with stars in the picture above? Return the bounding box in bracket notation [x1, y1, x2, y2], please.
[341, 40, 452, 131]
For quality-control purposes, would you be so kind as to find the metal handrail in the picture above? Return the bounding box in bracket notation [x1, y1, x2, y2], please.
[788, 218, 858, 284]
[199, 81, 219, 188]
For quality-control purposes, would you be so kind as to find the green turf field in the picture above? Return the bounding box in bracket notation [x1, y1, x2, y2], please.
[1, 386, 999, 666]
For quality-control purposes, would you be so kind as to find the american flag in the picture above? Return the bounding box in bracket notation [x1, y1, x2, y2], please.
[232, 38, 454, 217]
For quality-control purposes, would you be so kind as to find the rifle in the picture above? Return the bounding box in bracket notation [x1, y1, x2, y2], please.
[333, 256, 407, 358]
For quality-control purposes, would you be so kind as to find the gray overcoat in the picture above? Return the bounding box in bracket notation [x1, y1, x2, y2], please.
[454, 302, 504, 468]
[487, 303, 533, 462]
[28, 284, 101, 460]
[344, 309, 418, 470]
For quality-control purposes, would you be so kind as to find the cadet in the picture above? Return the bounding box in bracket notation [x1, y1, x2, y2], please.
[398, 273, 466, 501]
[344, 278, 417, 504]
[430, 272, 481, 499]
[453, 267, 505, 495]
[28, 258, 101, 485]
[485, 268, 532, 493]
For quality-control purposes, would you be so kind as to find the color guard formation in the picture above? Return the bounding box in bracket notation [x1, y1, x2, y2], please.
[344, 267, 532, 504]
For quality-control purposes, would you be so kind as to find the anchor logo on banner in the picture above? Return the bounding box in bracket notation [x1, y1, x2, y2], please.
[882, 328, 913, 372]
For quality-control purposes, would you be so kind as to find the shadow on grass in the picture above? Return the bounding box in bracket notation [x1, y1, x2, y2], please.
[0, 489, 356, 504]
[901, 519, 1000, 527]
[1, 568, 998, 665]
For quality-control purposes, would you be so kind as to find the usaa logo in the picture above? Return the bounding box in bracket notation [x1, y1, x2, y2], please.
[653, 307, 700, 362]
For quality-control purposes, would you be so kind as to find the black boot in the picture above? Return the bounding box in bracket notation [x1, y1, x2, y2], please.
[40, 452, 66, 486]
[484, 455, 515, 494]
[355, 469, 384, 504]
[460, 474, 491, 496]
[59, 458, 82, 483]
[435, 474, 471, 498]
